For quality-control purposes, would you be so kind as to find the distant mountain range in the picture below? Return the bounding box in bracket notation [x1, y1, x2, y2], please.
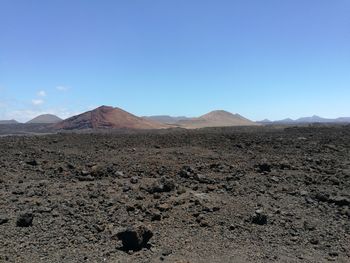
[1, 110, 350, 130]
[53, 107, 257, 130]
[258, 115, 350, 124]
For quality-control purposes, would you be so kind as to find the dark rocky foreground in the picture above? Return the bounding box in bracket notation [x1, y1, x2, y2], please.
[0, 126, 349, 262]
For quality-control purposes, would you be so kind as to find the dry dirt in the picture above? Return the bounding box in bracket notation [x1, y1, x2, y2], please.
[0, 126, 350, 262]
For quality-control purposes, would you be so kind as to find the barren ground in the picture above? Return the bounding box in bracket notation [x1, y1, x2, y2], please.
[0, 126, 350, 262]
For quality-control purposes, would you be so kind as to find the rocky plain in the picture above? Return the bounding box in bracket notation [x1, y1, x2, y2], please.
[0, 125, 350, 262]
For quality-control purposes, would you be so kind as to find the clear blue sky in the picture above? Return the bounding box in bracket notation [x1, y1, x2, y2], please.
[1, 0, 349, 122]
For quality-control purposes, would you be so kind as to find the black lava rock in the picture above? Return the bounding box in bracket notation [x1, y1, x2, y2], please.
[256, 162, 271, 173]
[251, 210, 268, 225]
[147, 177, 176, 193]
[0, 215, 9, 225]
[130, 177, 139, 184]
[329, 196, 350, 206]
[116, 225, 153, 251]
[16, 212, 34, 227]
[26, 160, 38, 166]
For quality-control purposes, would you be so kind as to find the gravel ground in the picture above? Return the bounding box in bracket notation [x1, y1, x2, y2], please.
[0, 125, 349, 262]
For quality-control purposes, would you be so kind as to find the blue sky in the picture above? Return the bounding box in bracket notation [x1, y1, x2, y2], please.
[0, 0, 349, 122]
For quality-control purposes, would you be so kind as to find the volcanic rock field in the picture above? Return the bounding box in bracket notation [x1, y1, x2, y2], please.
[0, 125, 350, 262]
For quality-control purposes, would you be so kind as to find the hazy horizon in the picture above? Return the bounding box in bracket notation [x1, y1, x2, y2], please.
[1, 0, 349, 122]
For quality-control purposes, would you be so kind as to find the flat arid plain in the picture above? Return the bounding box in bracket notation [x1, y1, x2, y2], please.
[1, 125, 349, 262]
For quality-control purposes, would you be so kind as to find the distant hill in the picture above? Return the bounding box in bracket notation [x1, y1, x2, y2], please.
[144, 115, 190, 124]
[274, 118, 295, 124]
[54, 106, 168, 130]
[335, 117, 350, 123]
[177, 110, 258, 129]
[256, 119, 273, 124]
[27, 114, 62, 124]
[295, 115, 333, 123]
[0, 119, 19, 124]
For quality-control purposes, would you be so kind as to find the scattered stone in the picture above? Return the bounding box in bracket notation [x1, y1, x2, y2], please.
[256, 162, 271, 173]
[130, 177, 138, 184]
[67, 163, 75, 169]
[77, 175, 95, 181]
[94, 224, 105, 233]
[309, 237, 319, 245]
[178, 166, 195, 178]
[328, 251, 338, 257]
[194, 174, 215, 184]
[116, 224, 153, 251]
[251, 209, 268, 225]
[195, 214, 209, 227]
[290, 236, 298, 242]
[329, 196, 350, 206]
[122, 185, 131, 192]
[81, 170, 90, 176]
[115, 171, 124, 177]
[299, 190, 308, 196]
[157, 203, 171, 212]
[91, 165, 103, 176]
[279, 160, 291, 170]
[0, 215, 9, 225]
[16, 212, 34, 227]
[26, 160, 38, 166]
[206, 185, 217, 191]
[270, 176, 279, 183]
[161, 177, 176, 192]
[150, 211, 162, 221]
[314, 192, 330, 202]
[161, 248, 172, 257]
[303, 220, 317, 231]
[147, 177, 176, 193]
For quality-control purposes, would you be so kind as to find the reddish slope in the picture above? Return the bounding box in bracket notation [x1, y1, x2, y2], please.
[177, 110, 259, 129]
[54, 106, 168, 130]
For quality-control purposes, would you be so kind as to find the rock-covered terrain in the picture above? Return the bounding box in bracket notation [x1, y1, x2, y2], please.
[0, 125, 349, 262]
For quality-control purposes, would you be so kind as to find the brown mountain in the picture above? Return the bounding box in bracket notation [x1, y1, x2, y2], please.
[54, 106, 168, 130]
[177, 110, 258, 129]
[27, 114, 62, 124]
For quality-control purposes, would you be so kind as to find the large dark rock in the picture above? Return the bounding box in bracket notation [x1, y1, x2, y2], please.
[26, 160, 38, 166]
[256, 162, 271, 173]
[147, 177, 176, 193]
[116, 225, 153, 251]
[178, 166, 195, 178]
[0, 215, 9, 225]
[314, 192, 330, 202]
[329, 196, 350, 206]
[194, 174, 215, 184]
[251, 210, 268, 225]
[16, 212, 33, 227]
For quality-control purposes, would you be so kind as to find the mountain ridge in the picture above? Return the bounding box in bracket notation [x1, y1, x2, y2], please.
[258, 115, 350, 124]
